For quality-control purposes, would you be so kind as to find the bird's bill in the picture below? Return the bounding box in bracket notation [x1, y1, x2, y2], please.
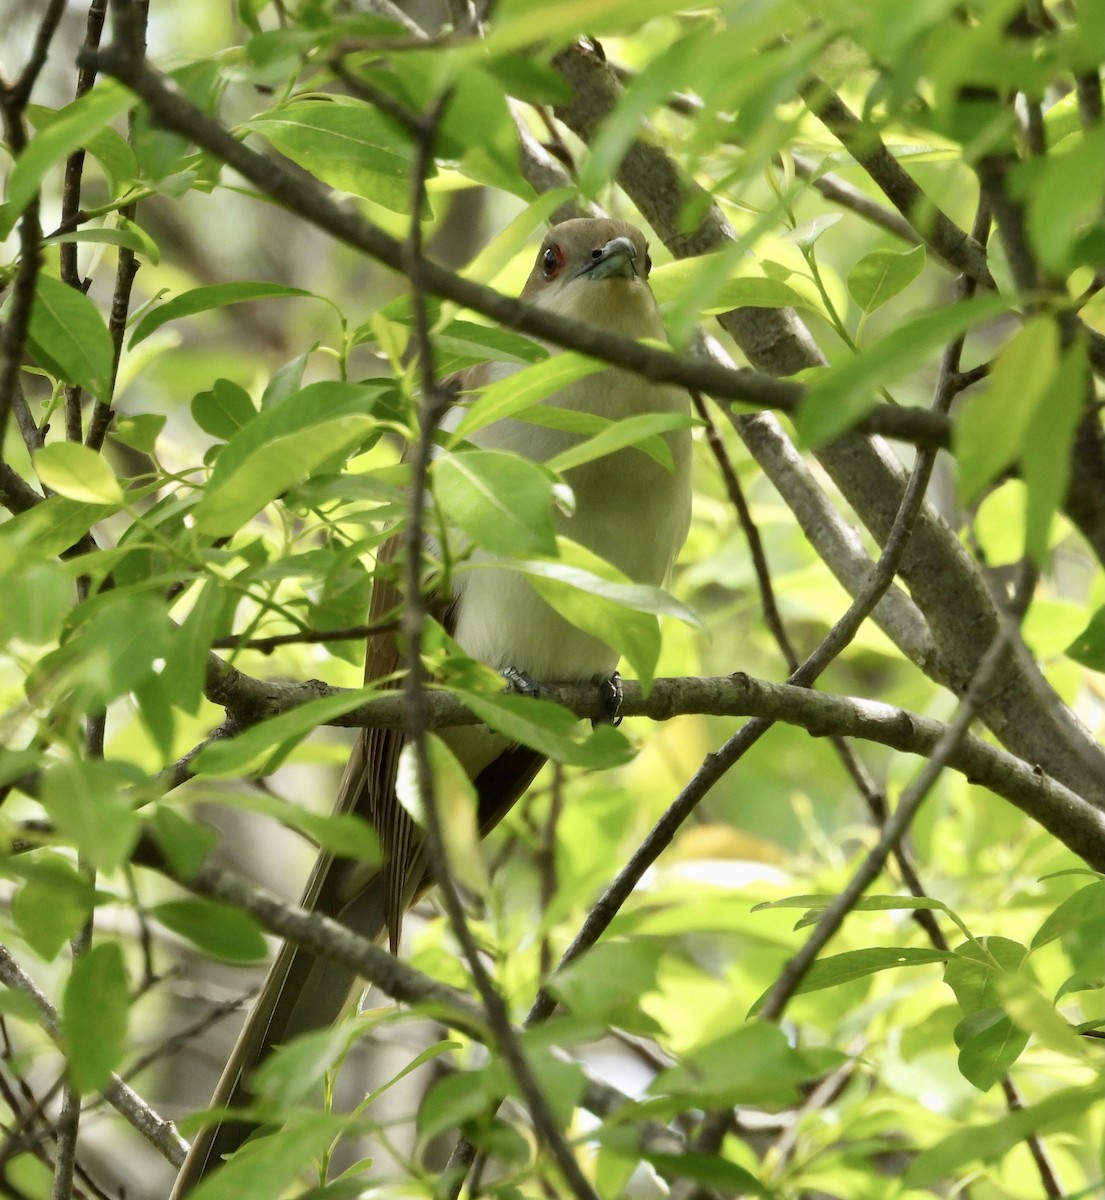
[576, 235, 639, 282]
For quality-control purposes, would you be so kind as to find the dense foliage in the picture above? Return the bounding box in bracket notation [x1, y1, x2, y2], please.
[0, 1, 1103, 1198]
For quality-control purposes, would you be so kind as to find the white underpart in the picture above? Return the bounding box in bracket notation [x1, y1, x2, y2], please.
[447, 274, 693, 687]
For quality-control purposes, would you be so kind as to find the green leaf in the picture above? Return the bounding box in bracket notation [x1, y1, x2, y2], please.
[10, 855, 96, 961]
[249, 101, 413, 214]
[448, 354, 605, 444]
[798, 294, 1006, 446]
[434, 318, 547, 374]
[754, 892, 972, 939]
[483, 54, 572, 105]
[1, 83, 136, 237]
[652, 1023, 840, 1107]
[192, 379, 257, 440]
[749, 947, 950, 1013]
[44, 219, 161, 265]
[447, 687, 635, 769]
[1020, 127, 1105, 274]
[441, 68, 525, 196]
[1031, 880, 1105, 950]
[1022, 338, 1090, 561]
[130, 282, 313, 347]
[1065, 606, 1105, 670]
[0, 495, 119, 561]
[188, 1112, 342, 1200]
[251, 1024, 361, 1112]
[192, 688, 378, 775]
[32, 591, 171, 711]
[547, 940, 664, 1034]
[435, 449, 558, 556]
[41, 758, 142, 873]
[152, 899, 268, 962]
[999, 975, 1089, 1059]
[487, 0, 718, 56]
[645, 1154, 770, 1198]
[545, 411, 694, 474]
[23, 275, 115, 402]
[704, 275, 813, 314]
[112, 412, 166, 455]
[202, 789, 380, 865]
[501, 554, 660, 688]
[955, 315, 1061, 505]
[193, 380, 381, 535]
[785, 212, 842, 248]
[847, 245, 925, 313]
[943, 937, 1029, 1015]
[905, 1085, 1101, 1187]
[148, 805, 218, 879]
[953, 1007, 1029, 1090]
[34, 442, 123, 504]
[396, 736, 487, 896]
[164, 578, 225, 715]
[0, 561, 71, 645]
[484, 539, 701, 690]
[419, 1068, 495, 1139]
[62, 942, 130, 1093]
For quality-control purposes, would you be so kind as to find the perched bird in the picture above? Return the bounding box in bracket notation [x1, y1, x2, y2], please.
[172, 217, 692, 1193]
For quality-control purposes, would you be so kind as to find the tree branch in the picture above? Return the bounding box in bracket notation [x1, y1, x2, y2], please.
[80, 42, 952, 449]
[184, 663, 1105, 869]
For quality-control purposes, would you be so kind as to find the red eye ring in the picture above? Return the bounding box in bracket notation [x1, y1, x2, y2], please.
[541, 244, 565, 278]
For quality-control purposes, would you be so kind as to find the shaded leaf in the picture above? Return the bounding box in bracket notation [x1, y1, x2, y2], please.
[192, 379, 257, 440]
[1065, 606, 1105, 670]
[954, 1007, 1028, 1090]
[955, 315, 1060, 505]
[130, 282, 313, 347]
[62, 943, 130, 1093]
[24, 275, 115, 402]
[152, 899, 268, 962]
[41, 758, 142, 873]
[192, 688, 379, 776]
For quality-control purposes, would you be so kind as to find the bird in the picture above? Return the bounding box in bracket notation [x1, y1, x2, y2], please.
[171, 217, 693, 1194]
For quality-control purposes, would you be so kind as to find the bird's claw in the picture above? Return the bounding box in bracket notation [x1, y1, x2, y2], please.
[593, 671, 623, 727]
[501, 666, 540, 698]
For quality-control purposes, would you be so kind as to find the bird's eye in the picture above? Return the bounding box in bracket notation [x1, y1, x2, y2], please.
[542, 244, 564, 278]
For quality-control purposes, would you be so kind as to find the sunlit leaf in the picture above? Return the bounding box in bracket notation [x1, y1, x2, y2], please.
[1, 84, 135, 237]
[847, 245, 925, 313]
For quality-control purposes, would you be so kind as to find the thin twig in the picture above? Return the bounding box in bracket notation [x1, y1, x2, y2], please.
[400, 90, 599, 1200]
[757, 560, 1036, 1021]
[0, 947, 187, 1166]
[81, 43, 955, 449]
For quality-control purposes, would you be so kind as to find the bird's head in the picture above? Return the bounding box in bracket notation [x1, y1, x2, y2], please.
[521, 218, 662, 337]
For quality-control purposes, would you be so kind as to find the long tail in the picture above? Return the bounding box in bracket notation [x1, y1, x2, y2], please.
[168, 868, 390, 1197]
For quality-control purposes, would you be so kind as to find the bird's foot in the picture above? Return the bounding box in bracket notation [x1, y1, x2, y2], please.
[593, 671, 623, 728]
[501, 666, 540, 698]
